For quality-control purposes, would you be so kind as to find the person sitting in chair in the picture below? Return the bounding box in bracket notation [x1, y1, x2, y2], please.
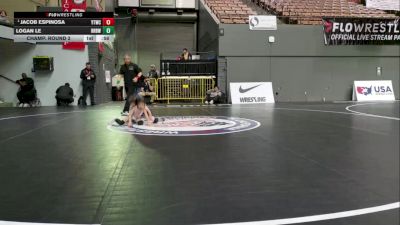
[55, 83, 74, 106]
[205, 85, 222, 105]
[138, 76, 156, 104]
[16, 73, 36, 107]
[147, 64, 159, 79]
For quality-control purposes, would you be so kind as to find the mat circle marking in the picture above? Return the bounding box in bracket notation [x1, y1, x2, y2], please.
[108, 116, 260, 136]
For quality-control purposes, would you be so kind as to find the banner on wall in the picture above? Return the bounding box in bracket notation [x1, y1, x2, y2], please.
[105, 70, 111, 83]
[62, 0, 87, 12]
[62, 0, 86, 50]
[230, 82, 275, 104]
[323, 17, 400, 45]
[352, 80, 395, 101]
[249, 15, 277, 30]
[366, 0, 400, 11]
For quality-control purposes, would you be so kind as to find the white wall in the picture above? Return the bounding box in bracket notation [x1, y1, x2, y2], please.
[0, 0, 41, 21]
[0, 25, 13, 40]
[0, 39, 89, 106]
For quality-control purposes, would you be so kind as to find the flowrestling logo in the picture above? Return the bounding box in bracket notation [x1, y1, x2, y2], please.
[323, 17, 400, 45]
[108, 116, 260, 136]
[324, 20, 333, 33]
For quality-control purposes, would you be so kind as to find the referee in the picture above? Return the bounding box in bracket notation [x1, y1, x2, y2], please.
[119, 54, 141, 115]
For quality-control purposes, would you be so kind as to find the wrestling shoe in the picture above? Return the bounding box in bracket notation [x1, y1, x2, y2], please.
[209, 100, 214, 104]
[153, 118, 159, 124]
[115, 118, 125, 126]
[121, 111, 129, 116]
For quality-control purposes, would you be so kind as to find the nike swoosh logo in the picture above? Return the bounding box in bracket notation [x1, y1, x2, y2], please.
[239, 84, 262, 93]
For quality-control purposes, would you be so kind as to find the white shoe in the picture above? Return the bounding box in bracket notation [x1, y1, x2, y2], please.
[209, 100, 214, 105]
[121, 111, 129, 116]
[18, 103, 23, 107]
[204, 101, 209, 105]
[23, 103, 30, 107]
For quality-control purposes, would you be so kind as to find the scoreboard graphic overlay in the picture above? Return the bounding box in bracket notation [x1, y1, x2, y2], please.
[14, 12, 115, 42]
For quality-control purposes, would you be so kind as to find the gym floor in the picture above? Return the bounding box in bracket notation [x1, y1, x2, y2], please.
[0, 102, 398, 225]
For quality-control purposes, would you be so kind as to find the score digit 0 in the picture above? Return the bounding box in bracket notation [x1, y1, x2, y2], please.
[102, 18, 115, 26]
[103, 26, 115, 34]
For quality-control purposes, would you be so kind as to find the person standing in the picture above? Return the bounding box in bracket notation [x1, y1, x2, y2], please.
[119, 54, 140, 115]
[80, 62, 96, 106]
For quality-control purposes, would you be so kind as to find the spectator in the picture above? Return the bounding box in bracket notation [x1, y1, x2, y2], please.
[180, 48, 192, 61]
[80, 62, 96, 106]
[205, 86, 222, 105]
[0, 10, 10, 23]
[16, 73, 36, 107]
[55, 83, 74, 106]
[139, 76, 156, 104]
[120, 54, 141, 115]
[147, 64, 159, 78]
[133, 68, 146, 91]
[0, 10, 7, 19]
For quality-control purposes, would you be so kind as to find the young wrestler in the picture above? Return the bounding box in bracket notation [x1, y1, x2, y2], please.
[115, 96, 158, 127]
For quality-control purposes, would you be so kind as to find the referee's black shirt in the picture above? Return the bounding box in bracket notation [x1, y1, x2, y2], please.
[119, 63, 140, 88]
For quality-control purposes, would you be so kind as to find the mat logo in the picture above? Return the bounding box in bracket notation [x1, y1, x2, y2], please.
[356, 86, 372, 96]
[108, 116, 260, 136]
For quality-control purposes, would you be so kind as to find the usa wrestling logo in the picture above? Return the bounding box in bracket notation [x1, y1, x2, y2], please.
[357, 86, 372, 96]
[108, 116, 260, 136]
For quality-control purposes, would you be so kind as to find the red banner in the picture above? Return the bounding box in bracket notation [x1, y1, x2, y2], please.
[62, 0, 87, 12]
[62, 0, 86, 50]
